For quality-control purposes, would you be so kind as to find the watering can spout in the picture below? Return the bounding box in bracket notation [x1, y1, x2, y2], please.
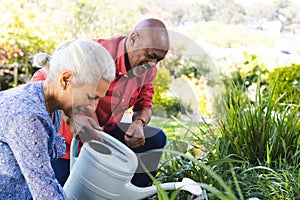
[122, 178, 203, 200]
[123, 182, 176, 200]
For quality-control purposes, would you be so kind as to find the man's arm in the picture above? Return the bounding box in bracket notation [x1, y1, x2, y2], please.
[132, 107, 152, 127]
[124, 69, 156, 149]
[124, 86, 153, 149]
[124, 108, 152, 148]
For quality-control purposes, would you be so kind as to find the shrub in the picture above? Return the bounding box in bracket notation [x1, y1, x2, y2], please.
[216, 80, 300, 166]
[221, 52, 269, 93]
[267, 64, 300, 105]
[153, 67, 181, 117]
[209, 80, 300, 198]
[156, 79, 300, 199]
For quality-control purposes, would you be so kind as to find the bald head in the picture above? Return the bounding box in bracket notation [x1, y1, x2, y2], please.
[132, 18, 169, 51]
[125, 18, 169, 72]
[134, 18, 167, 30]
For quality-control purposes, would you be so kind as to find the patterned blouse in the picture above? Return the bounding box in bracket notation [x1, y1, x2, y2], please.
[0, 81, 67, 200]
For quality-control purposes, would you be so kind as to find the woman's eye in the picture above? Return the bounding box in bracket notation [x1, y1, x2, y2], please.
[88, 94, 100, 100]
[87, 95, 96, 100]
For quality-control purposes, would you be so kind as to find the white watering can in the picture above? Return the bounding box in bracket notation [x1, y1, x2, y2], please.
[63, 130, 203, 200]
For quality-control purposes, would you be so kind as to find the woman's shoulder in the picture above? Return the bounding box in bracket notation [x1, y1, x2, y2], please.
[0, 82, 47, 119]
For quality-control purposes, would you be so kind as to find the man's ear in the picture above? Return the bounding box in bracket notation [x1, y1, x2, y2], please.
[60, 70, 73, 90]
[130, 31, 139, 47]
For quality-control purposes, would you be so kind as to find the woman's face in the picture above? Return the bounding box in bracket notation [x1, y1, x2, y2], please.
[61, 78, 110, 118]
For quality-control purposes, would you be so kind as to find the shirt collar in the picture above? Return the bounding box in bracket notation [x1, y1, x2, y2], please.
[115, 37, 128, 76]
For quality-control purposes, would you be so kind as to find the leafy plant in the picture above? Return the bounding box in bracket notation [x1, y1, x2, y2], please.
[154, 78, 300, 199]
[221, 52, 269, 93]
[267, 64, 300, 105]
[155, 118, 238, 199]
[216, 80, 300, 166]
[147, 148, 237, 200]
[207, 79, 300, 199]
[153, 67, 181, 117]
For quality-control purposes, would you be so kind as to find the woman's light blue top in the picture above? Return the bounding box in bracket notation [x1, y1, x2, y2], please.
[0, 81, 67, 200]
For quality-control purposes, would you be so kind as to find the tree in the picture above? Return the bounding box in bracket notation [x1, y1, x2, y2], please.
[272, 0, 300, 32]
[0, 0, 142, 89]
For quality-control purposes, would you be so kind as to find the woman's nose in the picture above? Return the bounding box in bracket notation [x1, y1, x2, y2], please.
[93, 100, 99, 111]
[85, 100, 98, 111]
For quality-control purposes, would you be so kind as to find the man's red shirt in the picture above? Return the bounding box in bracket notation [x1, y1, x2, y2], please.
[94, 36, 156, 132]
[31, 36, 157, 159]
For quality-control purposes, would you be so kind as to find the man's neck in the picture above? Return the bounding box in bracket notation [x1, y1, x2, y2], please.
[124, 53, 131, 72]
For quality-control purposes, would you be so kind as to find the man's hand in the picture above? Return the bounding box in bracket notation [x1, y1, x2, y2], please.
[124, 121, 145, 149]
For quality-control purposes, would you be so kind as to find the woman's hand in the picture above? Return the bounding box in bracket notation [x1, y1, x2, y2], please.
[73, 114, 103, 143]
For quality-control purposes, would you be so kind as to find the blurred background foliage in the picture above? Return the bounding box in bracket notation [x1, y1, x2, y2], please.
[1, 0, 300, 116]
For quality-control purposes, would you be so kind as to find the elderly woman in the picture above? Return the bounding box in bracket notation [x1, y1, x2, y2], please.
[0, 39, 115, 199]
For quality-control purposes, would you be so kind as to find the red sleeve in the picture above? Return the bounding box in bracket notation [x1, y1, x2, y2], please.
[133, 83, 154, 111]
[60, 119, 82, 159]
[31, 68, 48, 82]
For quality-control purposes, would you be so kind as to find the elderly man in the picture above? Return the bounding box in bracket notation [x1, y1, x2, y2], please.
[32, 18, 170, 188]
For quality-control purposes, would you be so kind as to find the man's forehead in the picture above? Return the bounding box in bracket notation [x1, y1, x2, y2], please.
[141, 38, 169, 51]
[136, 27, 168, 33]
[146, 48, 167, 55]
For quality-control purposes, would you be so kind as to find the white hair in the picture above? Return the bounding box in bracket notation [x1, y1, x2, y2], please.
[32, 52, 51, 69]
[33, 39, 115, 85]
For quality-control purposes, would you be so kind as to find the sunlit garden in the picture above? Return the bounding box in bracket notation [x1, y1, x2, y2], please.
[1, 0, 300, 199]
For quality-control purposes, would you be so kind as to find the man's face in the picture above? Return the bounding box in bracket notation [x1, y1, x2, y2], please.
[129, 48, 168, 77]
[127, 28, 169, 77]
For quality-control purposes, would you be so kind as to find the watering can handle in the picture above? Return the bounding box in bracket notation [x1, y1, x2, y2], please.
[70, 130, 138, 170]
[70, 137, 80, 170]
